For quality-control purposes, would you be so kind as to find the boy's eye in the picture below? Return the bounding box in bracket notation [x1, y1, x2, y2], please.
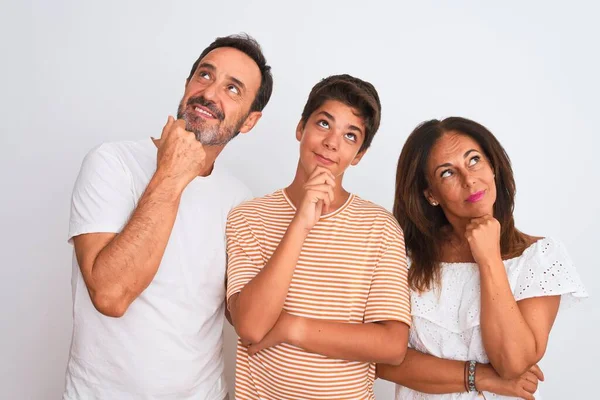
[345, 133, 357, 142]
[317, 120, 329, 128]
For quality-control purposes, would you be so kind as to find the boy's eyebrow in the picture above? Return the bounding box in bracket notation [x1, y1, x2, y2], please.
[347, 124, 363, 134]
[316, 111, 335, 121]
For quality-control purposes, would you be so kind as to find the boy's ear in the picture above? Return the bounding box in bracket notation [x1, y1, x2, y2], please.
[350, 149, 366, 166]
[296, 120, 305, 142]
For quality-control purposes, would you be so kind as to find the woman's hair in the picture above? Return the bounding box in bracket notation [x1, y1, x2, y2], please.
[393, 117, 527, 292]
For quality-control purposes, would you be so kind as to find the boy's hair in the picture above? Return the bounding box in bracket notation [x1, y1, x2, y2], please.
[300, 74, 381, 152]
[187, 33, 273, 113]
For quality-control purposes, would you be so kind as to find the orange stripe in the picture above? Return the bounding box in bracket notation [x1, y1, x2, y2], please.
[227, 190, 409, 399]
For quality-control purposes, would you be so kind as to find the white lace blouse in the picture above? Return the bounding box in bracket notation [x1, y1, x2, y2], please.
[395, 237, 588, 400]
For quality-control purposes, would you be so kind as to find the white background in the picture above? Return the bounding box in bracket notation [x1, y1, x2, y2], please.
[2, 0, 598, 398]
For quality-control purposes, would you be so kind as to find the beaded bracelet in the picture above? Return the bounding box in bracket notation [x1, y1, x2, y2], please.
[467, 360, 477, 392]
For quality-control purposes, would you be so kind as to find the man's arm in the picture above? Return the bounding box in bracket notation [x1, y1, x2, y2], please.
[73, 117, 214, 317]
[73, 173, 183, 317]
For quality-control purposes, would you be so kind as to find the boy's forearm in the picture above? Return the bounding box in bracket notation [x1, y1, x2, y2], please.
[232, 219, 308, 343]
[288, 314, 409, 365]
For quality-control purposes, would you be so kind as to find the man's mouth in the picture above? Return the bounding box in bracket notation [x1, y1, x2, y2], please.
[193, 105, 217, 119]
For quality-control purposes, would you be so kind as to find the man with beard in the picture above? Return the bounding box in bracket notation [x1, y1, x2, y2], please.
[63, 34, 273, 400]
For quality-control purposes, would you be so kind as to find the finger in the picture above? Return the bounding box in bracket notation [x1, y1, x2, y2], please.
[317, 199, 327, 216]
[306, 171, 336, 188]
[310, 167, 336, 185]
[161, 116, 175, 139]
[305, 186, 334, 201]
[529, 364, 544, 381]
[519, 391, 535, 400]
[248, 343, 263, 356]
[170, 118, 189, 136]
[522, 379, 538, 394]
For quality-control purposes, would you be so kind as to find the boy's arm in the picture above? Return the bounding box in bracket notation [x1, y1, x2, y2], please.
[249, 312, 408, 365]
[248, 217, 411, 365]
[227, 167, 336, 344]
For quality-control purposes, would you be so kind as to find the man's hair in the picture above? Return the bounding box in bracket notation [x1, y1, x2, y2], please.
[187, 33, 273, 112]
[300, 74, 381, 153]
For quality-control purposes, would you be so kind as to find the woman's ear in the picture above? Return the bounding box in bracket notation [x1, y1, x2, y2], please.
[424, 189, 439, 206]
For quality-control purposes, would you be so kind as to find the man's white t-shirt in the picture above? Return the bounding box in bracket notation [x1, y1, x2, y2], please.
[63, 138, 251, 400]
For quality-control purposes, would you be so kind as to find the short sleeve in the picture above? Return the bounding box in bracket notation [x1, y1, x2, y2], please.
[68, 144, 135, 242]
[364, 219, 412, 327]
[512, 237, 588, 310]
[226, 209, 263, 308]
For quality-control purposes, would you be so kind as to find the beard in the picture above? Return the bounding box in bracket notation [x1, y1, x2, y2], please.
[177, 95, 246, 146]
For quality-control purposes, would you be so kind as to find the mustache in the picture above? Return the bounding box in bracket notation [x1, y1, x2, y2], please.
[186, 96, 225, 120]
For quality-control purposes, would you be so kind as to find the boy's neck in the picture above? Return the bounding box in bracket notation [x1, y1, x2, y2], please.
[285, 162, 351, 212]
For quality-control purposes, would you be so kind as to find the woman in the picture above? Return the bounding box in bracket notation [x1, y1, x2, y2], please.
[377, 117, 587, 399]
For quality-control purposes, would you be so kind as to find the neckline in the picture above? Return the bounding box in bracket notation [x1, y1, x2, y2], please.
[439, 237, 548, 266]
[280, 188, 355, 219]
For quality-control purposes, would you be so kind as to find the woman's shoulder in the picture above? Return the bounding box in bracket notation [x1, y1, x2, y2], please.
[506, 233, 545, 260]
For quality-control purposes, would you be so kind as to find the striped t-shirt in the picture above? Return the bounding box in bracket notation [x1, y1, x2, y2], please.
[226, 189, 411, 400]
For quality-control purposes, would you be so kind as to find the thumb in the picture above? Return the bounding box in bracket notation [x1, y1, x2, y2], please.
[248, 344, 260, 356]
[160, 115, 175, 140]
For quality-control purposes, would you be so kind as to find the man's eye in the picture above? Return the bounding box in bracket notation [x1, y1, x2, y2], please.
[228, 85, 240, 94]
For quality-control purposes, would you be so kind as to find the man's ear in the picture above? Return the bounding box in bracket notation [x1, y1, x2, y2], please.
[296, 120, 305, 142]
[238, 111, 263, 134]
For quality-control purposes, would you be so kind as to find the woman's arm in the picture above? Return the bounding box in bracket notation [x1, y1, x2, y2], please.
[377, 348, 543, 399]
[466, 217, 560, 379]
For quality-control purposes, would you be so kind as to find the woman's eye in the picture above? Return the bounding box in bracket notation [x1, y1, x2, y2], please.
[469, 155, 481, 166]
[317, 120, 329, 128]
[441, 170, 452, 178]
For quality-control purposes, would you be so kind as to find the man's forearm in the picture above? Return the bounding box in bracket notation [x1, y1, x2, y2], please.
[232, 220, 307, 342]
[89, 172, 183, 314]
[288, 314, 408, 365]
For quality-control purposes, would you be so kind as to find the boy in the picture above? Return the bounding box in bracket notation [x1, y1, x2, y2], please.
[227, 75, 410, 399]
